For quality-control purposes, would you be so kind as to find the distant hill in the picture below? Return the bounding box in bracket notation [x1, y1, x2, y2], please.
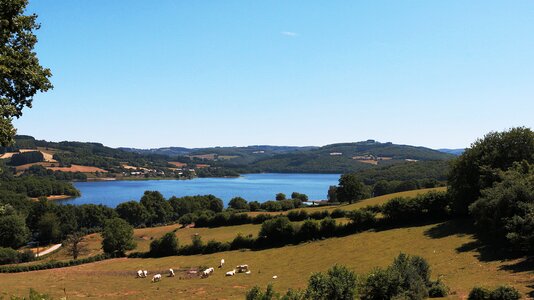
[3, 136, 455, 176]
[437, 148, 465, 156]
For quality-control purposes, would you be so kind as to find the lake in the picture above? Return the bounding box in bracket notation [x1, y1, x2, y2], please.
[64, 173, 340, 207]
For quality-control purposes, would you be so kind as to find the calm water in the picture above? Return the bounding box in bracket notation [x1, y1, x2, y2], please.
[64, 173, 340, 207]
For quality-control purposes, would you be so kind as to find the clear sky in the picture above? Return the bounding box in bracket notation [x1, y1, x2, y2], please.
[14, 1, 534, 149]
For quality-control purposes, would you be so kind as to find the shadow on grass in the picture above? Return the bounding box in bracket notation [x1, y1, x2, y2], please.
[424, 219, 533, 277]
[423, 218, 476, 239]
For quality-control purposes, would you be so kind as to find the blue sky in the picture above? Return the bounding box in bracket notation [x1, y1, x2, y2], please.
[14, 1, 534, 149]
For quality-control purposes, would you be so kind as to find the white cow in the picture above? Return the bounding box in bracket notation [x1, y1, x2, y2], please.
[219, 259, 225, 268]
[169, 268, 175, 277]
[272, 275, 278, 279]
[201, 267, 214, 278]
[152, 274, 162, 282]
[245, 271, 252, 275]
[236, 264, 249, 273]
[136, 270, 143, 278]
[225, 269, 236, 276]
[143, 270, 148, 278]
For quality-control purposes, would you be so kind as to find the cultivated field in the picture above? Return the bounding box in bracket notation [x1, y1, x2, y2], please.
[1, 219, 532, 299]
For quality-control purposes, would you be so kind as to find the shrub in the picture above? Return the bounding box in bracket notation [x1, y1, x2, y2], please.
[149, 232, 179, 257]
[0, 247, 20, 265]
[490, 285, 521, 300]
[305, 265, 357, 300]
[203, 240, 230, 254]
[259, 216, 295, 244]
[230, 234, 255, 250]
[228, 213, 252, 226]
[279, 200, 296, 211]
[298, 219, 320, 242]
[287, 210, 309, 222]
[468, 287, 492, 300]
[261, 201, 282, 212]
[330, 208, 345, 218]
[320, 217, 337, 237]
[246, 284, 279, 300]
[249, 201, 261, 211]
[228, 197, 249, 210]
[346, 209, 376, 230]
[310, 210, 329, 220]
[428, 279, 449, 297]
[252, 214, 273, 224]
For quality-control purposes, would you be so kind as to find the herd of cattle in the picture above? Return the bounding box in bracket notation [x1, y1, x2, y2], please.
[136, 259, 277, 282]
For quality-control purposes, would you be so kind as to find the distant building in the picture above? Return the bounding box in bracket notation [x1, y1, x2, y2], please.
[329, 152, 343, 156]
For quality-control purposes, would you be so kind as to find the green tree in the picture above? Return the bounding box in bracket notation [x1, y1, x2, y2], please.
[140, 191, 172, 226]
[0, 214, 30, 248]
[276, 193, 287, 201]
[116, 200, 149, 227]
[327, 186, 338, 202]
[101, 217, 136, 256]
[37, 212, 61, 243]
[337, 174, 368, 204]
[259, 216, 294, 244]
[228, 197, 249, 210]
[149, 231, 179, 257]
[305, 265, 357, 300]
[469, 162, 534, 252]
[449, 127, 534, 215]
[0, 0, 53, 146]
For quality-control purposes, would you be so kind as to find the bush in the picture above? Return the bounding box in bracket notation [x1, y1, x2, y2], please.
[490, 285, 521, 300]
[330, 208, 345, 218]
[361, 253, 438, 300]
[310, 210, 330, 220]
[287, 210, 309, 222]
[320, 217, 337, 237]
[298, 219, 320, 242]
[230, 234, 255, 250]
[468, 287, 491, 300]
[346, 209, 376, 230]
[259, 217, 295, 245]
[252, 214, 273, 224]
[428, 279, 449, 297]
[261, 201, 282, 212]
[249, 201, 261, 211]
[305, 265, 357, 300]
[149, 232, 179, 257]
[246, 284, 279, 300]
[203, 240, 230, 254]
[228, 197, 249, 210]
[0, 247, 20, 265]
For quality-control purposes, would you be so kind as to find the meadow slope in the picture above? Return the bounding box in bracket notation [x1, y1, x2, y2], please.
[1, 219, 532, 299]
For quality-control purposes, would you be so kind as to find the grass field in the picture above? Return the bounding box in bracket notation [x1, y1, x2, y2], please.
[1, 219, 532, 299]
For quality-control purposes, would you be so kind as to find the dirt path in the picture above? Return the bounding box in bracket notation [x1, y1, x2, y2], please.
[36, 244, 62, 257]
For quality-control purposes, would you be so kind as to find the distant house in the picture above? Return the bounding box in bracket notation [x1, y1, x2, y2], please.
[405, 159, 418, 162]
[329, 152, 343, 156]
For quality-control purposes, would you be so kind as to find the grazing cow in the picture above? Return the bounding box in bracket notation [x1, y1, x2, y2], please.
[143, 270, 148, 278]
[201, 267, 214, 278]
[137, 270, 143, 278]
[272, 275, 278, 279]
[219, 259, 225, 268]
[169, 268, 175, 277]
[225, 270, 236, 276]
[236, 264, 249, 273]
[152, 274, 162, 282]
